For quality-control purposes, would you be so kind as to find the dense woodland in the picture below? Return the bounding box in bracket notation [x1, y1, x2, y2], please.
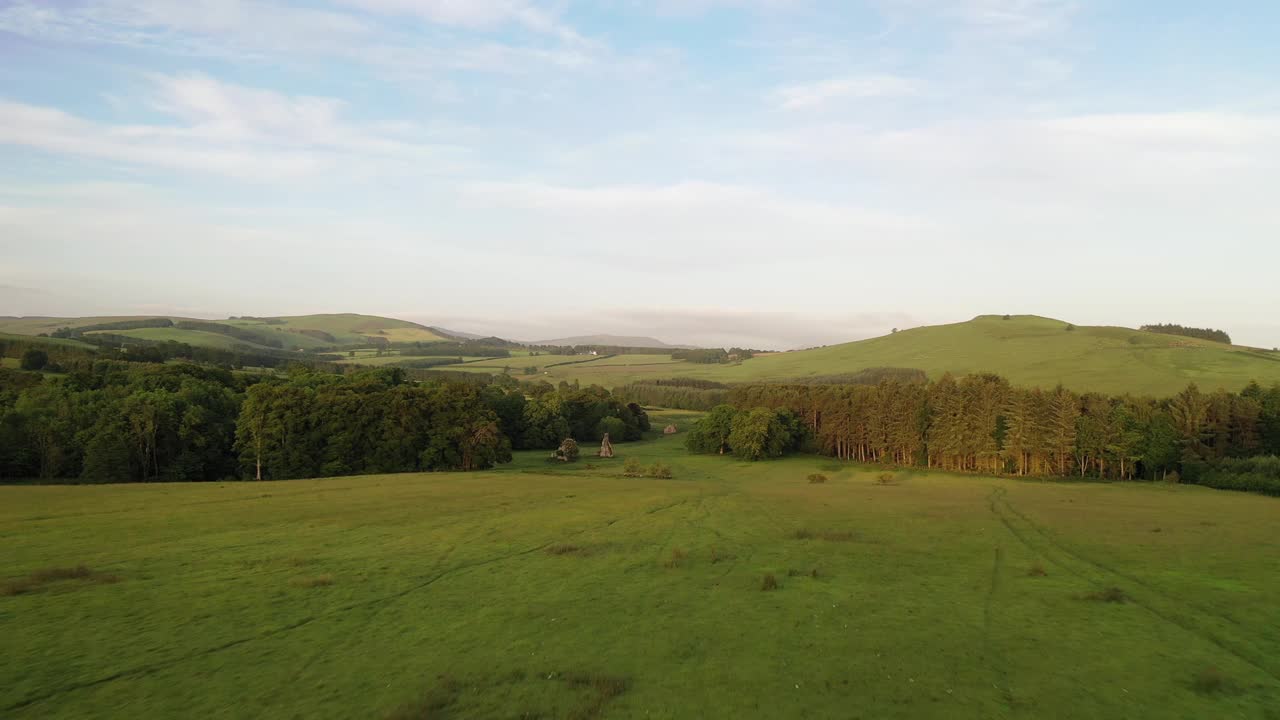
[616, 379, 731, 411]
[669, 348, 757, 364]
[692, 374, 1280, 494]
[0, 360, 647, 483]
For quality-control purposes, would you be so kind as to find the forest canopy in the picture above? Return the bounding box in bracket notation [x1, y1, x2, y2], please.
[0, 364, 647, 483]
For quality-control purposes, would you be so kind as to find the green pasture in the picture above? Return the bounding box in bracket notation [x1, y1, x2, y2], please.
[3, 422, 1279, 718]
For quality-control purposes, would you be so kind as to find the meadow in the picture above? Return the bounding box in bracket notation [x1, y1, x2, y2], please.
[4, 412, 1279, 719]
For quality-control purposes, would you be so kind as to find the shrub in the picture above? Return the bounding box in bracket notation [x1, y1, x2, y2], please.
[647, 462, 673, 479]
[1065, 324, 1076, 332]
[622, 457, 644, 477]
[563, 673, 631, 720]
[807, 473, 827, 484]
[30, 565, 92, 583]
[386, 677, 463, 720]
[1084, 586, 1127, 603]
[3, 565, 102, 595]
[1164, 471, 1181, 485]
[290, 575, 335, 588]
[0, 578, 37, 596]
[877, 473, 897, 485]
[20, 348, 49, 371]
[554, 438, 580, 462]
[1192, 666, 1231, 694]
[761, 573, 778, 591]
[1027, 564, 1047, 577]
[791, 529, 854, 542]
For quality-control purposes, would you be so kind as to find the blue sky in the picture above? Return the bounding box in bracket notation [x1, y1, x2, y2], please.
[1, 0, 1278, 348]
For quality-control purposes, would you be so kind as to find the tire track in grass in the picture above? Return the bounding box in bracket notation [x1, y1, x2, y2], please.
[1000, 495, 1256, 633]
[979, 542, 1015, 707]
[987, 487, 1280, 685]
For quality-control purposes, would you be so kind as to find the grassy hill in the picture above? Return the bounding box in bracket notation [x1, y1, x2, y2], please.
[0, 331, 96, 350]
[4, 429, 1279, 718]
[0, 314, 447, 353]
[517, 316, 1280, 396]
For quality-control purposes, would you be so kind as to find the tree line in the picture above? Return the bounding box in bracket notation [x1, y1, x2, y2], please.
[686, 374, 1280, 494]
[0, 362, 648, 483]
[1140, 324, 1232, 345]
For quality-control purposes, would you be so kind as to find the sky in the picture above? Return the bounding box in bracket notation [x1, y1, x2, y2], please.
[1, 1, 1278, 349]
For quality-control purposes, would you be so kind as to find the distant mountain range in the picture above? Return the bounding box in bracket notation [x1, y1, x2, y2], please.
[526, 334, 697, 349]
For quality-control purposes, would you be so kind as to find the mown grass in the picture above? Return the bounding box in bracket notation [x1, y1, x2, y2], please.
[2, 430, 1279, 718]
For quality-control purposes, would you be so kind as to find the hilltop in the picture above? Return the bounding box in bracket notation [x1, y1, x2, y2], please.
[0, 313, 447, 352]
[496, 315, 1280, 396]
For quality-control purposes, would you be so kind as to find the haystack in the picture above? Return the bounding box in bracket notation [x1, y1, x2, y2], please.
[663, 425, 678, 435]
[598, 433, 614, 458]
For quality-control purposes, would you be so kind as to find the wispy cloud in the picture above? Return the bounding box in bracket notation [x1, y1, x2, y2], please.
[0, 0, 599, 75]
[0, 74, 467, 180]
[333, 0, 586, 43]
[773, 74, 919, 110]
[880, 0, 1078, 37]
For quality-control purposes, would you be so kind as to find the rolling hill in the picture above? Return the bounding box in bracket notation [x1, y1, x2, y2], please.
[514, 315, 1280, 396]
[0, 314, 448, 352]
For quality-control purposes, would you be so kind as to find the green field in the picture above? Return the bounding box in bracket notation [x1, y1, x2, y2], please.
[222, 314, 447, 346]
[83, 327, 281, 351]
[5, 420, 1279, 719]
[511, 316, 1280, 395]
[0, 331, 97, 351]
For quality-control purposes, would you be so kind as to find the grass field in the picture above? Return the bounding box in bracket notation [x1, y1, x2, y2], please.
[4, 418, 1279, 719]
[508, 316, 1280, 395]
[0, 331, 97, 351]
[222, 314, 447, 346]
[83, 327, 282, 352]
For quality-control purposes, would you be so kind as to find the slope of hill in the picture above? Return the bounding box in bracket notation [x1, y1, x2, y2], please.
[0, 314, 448, 352]
[522, 315, 1280, 396]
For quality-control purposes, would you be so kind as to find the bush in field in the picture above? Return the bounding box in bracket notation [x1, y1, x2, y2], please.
[647, 462, 672, 479]
[20, 349, 48, 371]
[807, 473, 827, 484]
[554, 438, 580, 462]
[622, 457, 644, 477]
